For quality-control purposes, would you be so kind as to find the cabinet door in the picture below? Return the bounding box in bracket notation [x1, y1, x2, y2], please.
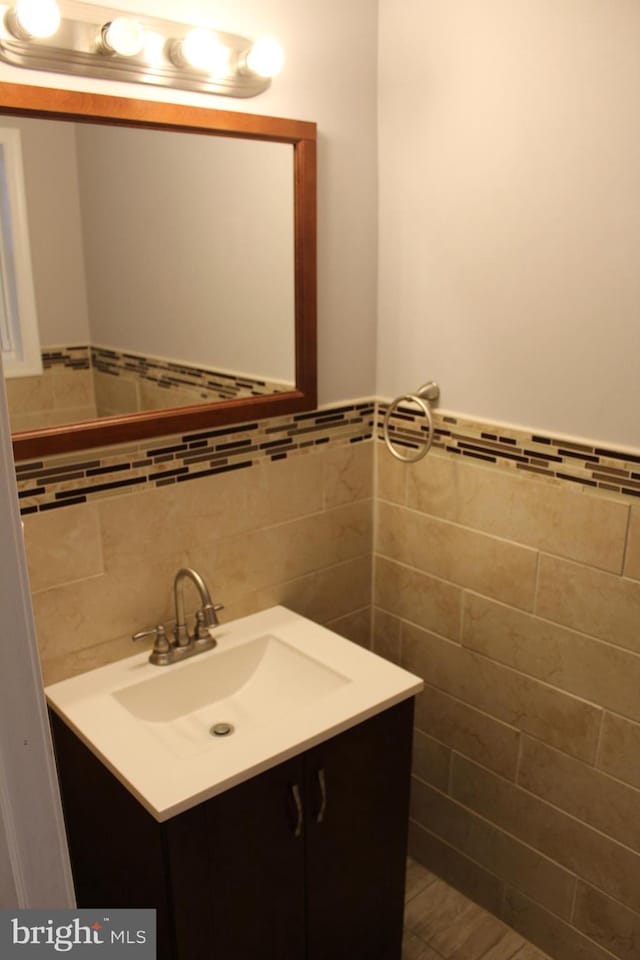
[49, 711, 176, 959]
[168, 755, 307, 960]
[304, 699, 414, 960]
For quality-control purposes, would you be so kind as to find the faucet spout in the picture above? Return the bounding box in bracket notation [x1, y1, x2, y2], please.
[173, 567, 220, 646]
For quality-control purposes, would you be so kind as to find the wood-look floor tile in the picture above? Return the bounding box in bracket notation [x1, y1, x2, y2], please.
[403, 862, 549, 960]
[511, 946, 552, 960]
[436, 906, 509, 959]
[405, 878, 507, 959]
[405, 877, 473, 939]
[479, 929, 528, 959]
[406, 857, 439, 902]
[403, 931, 445, 960]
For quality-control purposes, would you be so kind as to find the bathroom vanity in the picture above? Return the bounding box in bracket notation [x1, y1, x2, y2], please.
[46, 607, 422, 960]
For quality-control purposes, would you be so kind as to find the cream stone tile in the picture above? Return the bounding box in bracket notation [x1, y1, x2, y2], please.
[536, 555, 640, 654]
[519, 736, 640, 854]
[323, 441, 373, 508]
[452, 755, 640, 914]
[98, 486, 192, 567]
[574, 882, 640, 960]
[503, 888, 614, 960]
[23, 503, 104, 593]
[597, 713, 640, 791]
[49, 405, 99, 425]
[256, 500, 372, 586]
[325, 607, 371, 648]
[375, 556, 462, 641]
[376, 441, 407, 503]
[5, 373, 53, 415]
[187, 528, 274, 605]
[98, 470, 258, 568]
[248, 556, 372, 625]
[411, 779, 575, 920]
[463, 593, 640, 724]
[31, 554, 184, 662]
[8, 410, 53, 432]
[40, 633, 140, 685]
[94, 371, 139, 415]
[409, 821, 504, 916]
[416, 683, 520, 780]
[372, 606, 402, 663]
[51, 370, 96, 409]
[245, 453, 325, 527]
[625, 505, 640, 581]
[402, 622, 601, 763]
[406, 454, 628, 573]
[377, 501, 537, 610]
[413, 730, 451, 792]
[138, 381, 200, 412]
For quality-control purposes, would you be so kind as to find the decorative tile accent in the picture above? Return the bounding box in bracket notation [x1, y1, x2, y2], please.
[91, 345, 291, 402]
[41, 345, 91, 371]
[379, 402, 640, 498]
[15, 399, 640, 516]
[15, 401, 375, 515]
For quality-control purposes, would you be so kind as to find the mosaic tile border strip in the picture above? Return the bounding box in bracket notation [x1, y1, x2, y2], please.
[15, 397, 640, 516]
[91, 345, 291, 401]
[15, 401, 375, 515]
[379, 402, 640, 499]
[42, 345, 91, 371]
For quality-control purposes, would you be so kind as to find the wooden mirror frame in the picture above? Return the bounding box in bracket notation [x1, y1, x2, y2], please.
[3, 81, 316, 461]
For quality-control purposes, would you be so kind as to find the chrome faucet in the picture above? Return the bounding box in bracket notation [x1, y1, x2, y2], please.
[173, 567, 220, 645]
[132, 567, 223, 666]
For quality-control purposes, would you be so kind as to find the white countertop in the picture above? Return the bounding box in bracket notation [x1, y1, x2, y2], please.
[46, 606, 423, 821]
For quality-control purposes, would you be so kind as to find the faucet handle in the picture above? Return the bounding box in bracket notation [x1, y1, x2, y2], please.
[132, 624, 171, 656]
[193, 606, 223, 641]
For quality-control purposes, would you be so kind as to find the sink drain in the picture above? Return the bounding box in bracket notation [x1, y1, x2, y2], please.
[210, 722, 234, 737]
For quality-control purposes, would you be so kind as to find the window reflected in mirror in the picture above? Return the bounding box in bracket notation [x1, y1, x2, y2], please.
[0, 126, 41, 381]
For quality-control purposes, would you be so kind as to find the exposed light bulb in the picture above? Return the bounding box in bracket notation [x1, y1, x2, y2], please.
[177, 28, 230, 74]
[100, 17, 145, 58]
[246, 37, 284, 78]
[8, 0, 61, 39]
[143, 31, 166, 67]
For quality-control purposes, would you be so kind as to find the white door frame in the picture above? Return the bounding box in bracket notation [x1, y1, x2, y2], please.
[0, 357, 74, 907]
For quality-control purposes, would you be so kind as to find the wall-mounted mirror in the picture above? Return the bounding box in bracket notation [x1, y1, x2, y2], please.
[0, 82, 316, 460]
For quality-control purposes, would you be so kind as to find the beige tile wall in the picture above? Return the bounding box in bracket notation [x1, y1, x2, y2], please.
[7, 367, 97, 431]
[374, 444, 640, 960]
[24, 441, 373, 684]
[21, 408, 640, 960]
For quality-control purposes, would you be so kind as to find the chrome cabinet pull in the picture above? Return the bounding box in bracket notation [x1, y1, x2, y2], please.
[316, 768, 327, 823]
[290, 783, 303, 838]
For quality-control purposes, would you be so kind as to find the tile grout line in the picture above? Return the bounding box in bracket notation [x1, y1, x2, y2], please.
[619, 501, 633, 577]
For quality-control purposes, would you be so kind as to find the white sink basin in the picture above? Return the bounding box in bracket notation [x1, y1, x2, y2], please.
[113, 634, 349, 724]
[46, 606, 422, 821]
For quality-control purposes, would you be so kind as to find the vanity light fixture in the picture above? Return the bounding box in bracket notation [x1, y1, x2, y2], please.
[98, 17, 145, 58]
[169, 28, 230, 75]
[6, 0, 61, 39]
[243, 37, 285, 79]
[0, 0, 284, 97]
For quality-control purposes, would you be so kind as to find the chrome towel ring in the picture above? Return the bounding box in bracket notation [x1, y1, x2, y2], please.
[382, 381, 440, 462]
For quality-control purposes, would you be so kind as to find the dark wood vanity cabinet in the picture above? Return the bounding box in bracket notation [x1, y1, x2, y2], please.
[50, 698, 414, 960]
